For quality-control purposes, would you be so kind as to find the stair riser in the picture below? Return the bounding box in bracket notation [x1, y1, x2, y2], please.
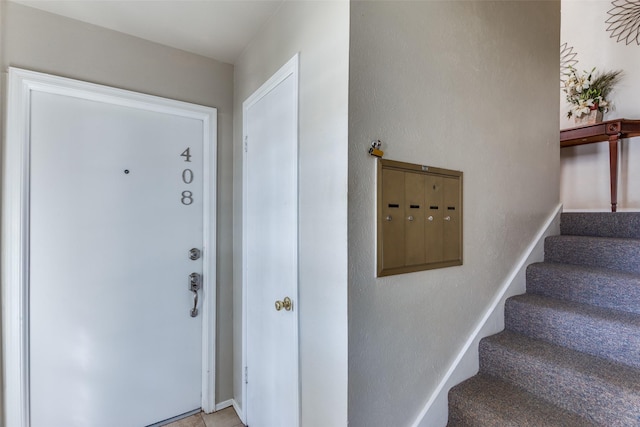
[447, 377, 596, 427]
[545, 236, 640, 275]
[561, 213, 640, 239]
[505, 298, 640, 369]
[447, 400, 519, 427]
[479, 338, 640, 426]
[447, 399, 488, 427]
[526, 263, 640, 315]
[447, 375, 598, 427]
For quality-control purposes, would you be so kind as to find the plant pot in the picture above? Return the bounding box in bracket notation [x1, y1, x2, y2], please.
[574, 109, 603, 125]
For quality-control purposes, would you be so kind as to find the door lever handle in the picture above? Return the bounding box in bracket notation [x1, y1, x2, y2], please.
[189, 272, 201, 317]
[190, 290, 198, 317]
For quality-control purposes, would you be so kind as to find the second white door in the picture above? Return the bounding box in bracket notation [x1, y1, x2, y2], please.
[243, 55, 300, 427]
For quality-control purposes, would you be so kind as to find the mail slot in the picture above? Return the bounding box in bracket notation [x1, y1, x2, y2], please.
[377, 159, 463, 277]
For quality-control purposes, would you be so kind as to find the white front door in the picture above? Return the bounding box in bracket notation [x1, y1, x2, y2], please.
[2, 69, 217, 427]
[243, 55, 300, 427]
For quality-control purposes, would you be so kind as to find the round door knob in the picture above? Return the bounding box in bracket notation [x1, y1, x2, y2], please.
[275, 297, 293, 311]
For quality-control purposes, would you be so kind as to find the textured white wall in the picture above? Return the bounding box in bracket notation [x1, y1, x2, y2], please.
[560, 0, 640, 211]
[0, 1, 235, 410]
[348, 2, 560, 426]
[232, 2, 349, 425]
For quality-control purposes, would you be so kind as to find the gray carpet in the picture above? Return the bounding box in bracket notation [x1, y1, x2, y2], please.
[447, 213, 640, 426]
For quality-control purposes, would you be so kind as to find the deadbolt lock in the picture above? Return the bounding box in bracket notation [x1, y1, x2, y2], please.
[189, 248, 201, 260]
[275, 297, 293, 312]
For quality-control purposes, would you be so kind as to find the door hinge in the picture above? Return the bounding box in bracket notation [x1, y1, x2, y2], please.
[245, 366, 248, 384]
[244, 136, 248, 153]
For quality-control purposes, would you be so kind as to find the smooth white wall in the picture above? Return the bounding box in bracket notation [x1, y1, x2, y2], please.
[560, 0, 640, 211]
[348, 2, 560, 426]
[0, 1, 235, 411]
[232, 1, 349, 425]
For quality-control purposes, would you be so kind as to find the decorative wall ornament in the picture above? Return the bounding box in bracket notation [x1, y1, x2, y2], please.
[560, 42, 578, 84]
[606, 0, 640, 45]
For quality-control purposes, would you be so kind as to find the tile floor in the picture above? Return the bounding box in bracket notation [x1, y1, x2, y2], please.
[163, 407, 244, 427]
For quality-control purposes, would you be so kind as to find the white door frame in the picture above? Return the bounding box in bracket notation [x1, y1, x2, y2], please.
[241, 54, 300, 425]
[1, 68, 218, 427]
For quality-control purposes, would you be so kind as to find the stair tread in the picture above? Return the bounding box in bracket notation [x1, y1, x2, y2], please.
[506, 294, 640, 368]
[480, 331, 640, 425]
[448, 374, 598, 427]
[526, 262, 640, 314]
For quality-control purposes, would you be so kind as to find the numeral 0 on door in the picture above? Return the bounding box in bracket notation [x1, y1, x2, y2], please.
[182, 169, 193, 184]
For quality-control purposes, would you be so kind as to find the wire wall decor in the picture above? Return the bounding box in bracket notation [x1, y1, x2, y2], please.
[560, 42, 578, 84]
[606, 0, 640, 45]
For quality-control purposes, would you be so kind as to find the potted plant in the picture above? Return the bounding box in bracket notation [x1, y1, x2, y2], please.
[563, 66, 623, 125]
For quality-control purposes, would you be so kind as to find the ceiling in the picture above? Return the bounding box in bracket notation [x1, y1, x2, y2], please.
[11, 0, 285, 64]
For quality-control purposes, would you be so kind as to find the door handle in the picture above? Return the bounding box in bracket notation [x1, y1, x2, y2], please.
[275, 297, 293, 312]
[190, 290, 199, 318]
[189, 273, 201, 317]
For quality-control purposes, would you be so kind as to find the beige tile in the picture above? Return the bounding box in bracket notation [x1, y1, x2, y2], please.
[202, 407, 245, 427]
[163, 413, 206, 427]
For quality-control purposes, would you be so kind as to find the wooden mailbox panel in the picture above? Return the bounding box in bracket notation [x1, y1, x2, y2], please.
[377, 159, 463, 277]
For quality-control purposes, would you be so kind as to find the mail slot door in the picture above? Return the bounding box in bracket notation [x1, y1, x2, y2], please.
[404, 172, 425, 266]
[425, 175, 444, 264]
[443, 176, 461, 262]
[381, 168, 405, 269]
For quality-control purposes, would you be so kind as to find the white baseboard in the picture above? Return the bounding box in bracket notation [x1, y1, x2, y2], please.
[410, 203, 563, 427]
[233, 399, 246, 424]
[214, 399, 235, 412]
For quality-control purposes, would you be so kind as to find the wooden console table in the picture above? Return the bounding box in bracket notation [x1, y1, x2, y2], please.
[560, 119, 640, 212]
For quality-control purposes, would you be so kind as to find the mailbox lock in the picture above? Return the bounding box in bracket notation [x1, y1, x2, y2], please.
[407, 216, 414, 221]
[386, 215, 393, 221]
[444, 216, 451, 221]
[427, 215, 434, 221]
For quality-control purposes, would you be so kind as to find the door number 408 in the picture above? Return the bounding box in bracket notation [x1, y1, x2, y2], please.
[181, 148, 194, 205]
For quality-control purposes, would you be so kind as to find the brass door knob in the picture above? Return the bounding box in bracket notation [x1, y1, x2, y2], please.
[275, 297, 293, 311]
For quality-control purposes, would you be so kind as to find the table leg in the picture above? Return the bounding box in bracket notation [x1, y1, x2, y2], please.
[609, 135, 619, 212]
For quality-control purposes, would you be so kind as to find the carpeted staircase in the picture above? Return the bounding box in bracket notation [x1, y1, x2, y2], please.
[447, 212, 640, 426]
